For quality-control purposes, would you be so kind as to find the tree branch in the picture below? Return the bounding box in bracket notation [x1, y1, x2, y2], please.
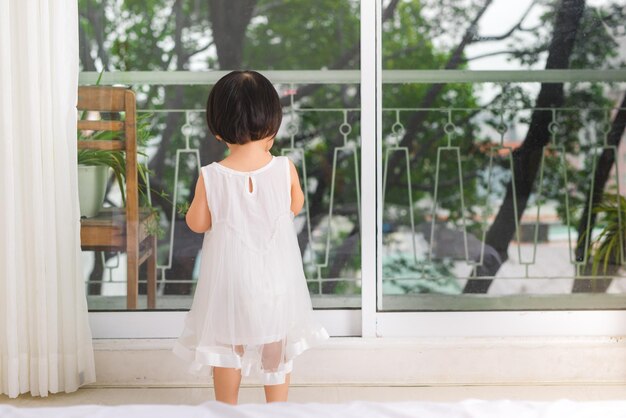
[572, 92, 626, 293]
[184, 41, 215, 60]
[81, 5, 111, 70]
[464, 0, 587, 293]
[466, 49, 516, 61]
[384, 40, 429, 63]
[471, 0, 538, 43]
[209, 0, 257, 69]
[279, 0, 401, 108]
[384, 0, 495, 178]
[79, 19, 97, 71]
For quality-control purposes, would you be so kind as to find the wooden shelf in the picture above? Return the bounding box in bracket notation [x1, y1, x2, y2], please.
[78, 140, 125, 151]
[80, 207, 156, 251]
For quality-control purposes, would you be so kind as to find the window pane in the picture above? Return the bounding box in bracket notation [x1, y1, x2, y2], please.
[79, 0, 361, 310]
[381, 0, 626, 311]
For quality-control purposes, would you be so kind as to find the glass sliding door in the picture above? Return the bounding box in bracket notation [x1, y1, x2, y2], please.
[80, 0, 626, 338]
[379, 0, 626, 312]
[79, 0, 362, 313]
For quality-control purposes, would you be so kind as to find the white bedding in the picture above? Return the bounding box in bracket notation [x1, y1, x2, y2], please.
[2, 400, 626, 418]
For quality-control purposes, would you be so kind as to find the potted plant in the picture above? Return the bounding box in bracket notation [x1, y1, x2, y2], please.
[589, 192, 626, 277]
[77, 154, 111, 218]
[77, 112, 153, 218]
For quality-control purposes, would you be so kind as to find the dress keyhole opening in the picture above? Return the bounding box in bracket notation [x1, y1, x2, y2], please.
[247, 176, 254, 194]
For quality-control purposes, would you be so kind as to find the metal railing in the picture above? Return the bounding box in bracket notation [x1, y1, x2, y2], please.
[79, 70, 626, 306]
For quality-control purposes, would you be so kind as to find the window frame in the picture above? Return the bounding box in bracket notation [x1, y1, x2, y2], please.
[85, 0, 626, 339]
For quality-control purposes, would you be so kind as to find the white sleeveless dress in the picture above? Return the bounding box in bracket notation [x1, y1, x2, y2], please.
[172, 155, 329, 385]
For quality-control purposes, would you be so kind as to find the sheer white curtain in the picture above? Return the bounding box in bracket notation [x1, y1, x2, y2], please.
[0, 0, 96, 398]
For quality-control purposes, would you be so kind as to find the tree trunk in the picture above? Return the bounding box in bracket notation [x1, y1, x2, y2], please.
[572, 93, 626, 293]
[87, 251, 105, 295]
[463, 0, 586, 293]
[157, 0, 258, 297]
[208, 0, 257, 69]
[385, 0, 494, 173]
[322, 225, 360, 295]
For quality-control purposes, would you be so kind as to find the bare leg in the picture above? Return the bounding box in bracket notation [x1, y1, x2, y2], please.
[264, 372, 290, 403]
[213, 367, 242, 405]
[260, 341, 290, 402]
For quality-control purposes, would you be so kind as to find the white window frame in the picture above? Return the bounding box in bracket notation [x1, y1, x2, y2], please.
[87, 0, 626, 340]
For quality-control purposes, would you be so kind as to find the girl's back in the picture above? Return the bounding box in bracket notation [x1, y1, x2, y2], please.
[172, 70, 328, 397]
[174, 154, 328, 386]
[203, 154, 294, 253]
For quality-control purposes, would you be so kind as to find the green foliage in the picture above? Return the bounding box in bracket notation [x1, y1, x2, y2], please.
[78, 0, 626, 293]
[383, 253, 461, 295]
[381, 0, 482, 237]
[177, 201, 190, 216]
[78, 112, 154, 206]
[485, 1, 625, 231]
[78, 146, 127, 200]
[589, 193, 626, 275]
[245, 0, 360, 70]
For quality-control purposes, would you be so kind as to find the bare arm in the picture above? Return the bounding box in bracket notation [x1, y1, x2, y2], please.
[288, 158, 305, 216]
[185, 172, 212, 233]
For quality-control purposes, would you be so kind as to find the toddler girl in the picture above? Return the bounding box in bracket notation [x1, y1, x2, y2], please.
[172, 70, 329, 404]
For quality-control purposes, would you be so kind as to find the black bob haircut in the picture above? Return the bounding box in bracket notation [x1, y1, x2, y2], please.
[206, 70, 282, 145]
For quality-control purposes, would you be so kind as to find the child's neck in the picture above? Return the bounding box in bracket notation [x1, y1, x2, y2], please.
[226, 144, 270, 158]
[220, 140, 274, 170]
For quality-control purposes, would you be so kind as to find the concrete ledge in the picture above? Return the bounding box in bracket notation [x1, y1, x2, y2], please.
[88, 337, 626, 387]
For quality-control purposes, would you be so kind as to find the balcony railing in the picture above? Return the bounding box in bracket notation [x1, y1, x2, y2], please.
[79, 70, 626, 311]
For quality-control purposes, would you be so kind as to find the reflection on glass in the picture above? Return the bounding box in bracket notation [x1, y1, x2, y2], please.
[79, 0, 361, 310]
[381, 0, 626, 310]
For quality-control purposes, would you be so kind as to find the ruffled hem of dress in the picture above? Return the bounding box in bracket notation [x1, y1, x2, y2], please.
[172, 326, 330, 385]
